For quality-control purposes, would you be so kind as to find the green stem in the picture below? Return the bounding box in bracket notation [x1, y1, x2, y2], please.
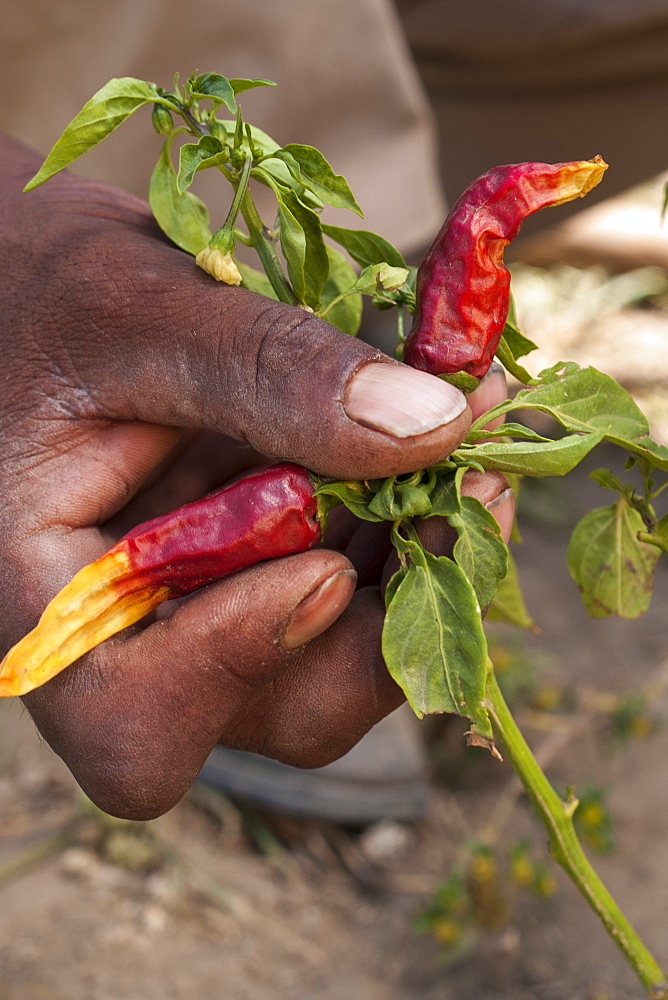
[209, 155, 253, 248]
[239, 188, 297, 305]
[484, 667, 667, 999]
[318, 288, 356, 320]
[637, 531, 668, 554]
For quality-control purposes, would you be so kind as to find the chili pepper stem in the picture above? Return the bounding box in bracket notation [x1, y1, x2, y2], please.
[483, 665, 668, 999]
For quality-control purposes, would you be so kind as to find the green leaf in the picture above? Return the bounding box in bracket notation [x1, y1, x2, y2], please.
[218, 121, 279, 156]
[189, 73, 237, 114]
[229, 77, 277, 96]
[253, 158, 310, 198]
[519, 365, 648, 444]
[501, 319, 538, 360]
[441, 372, 481, 393]
[458, 432, 603, 478]
[495, 319, 538, 383]
[428, 471, 462, 517]
[24, 77, 161, 189]
[276, 199, 307, 302]
[382, 541, 492, 737]
[284, 194, 329, 309]
[466, 423, 552, 444]
[479, 364, 668, 471]
[321, 224, 406, 268]
[567, 500, 660, 618]
[495, 338, 534, 384]
[486, 550, 536, 629]
[589, 468, 627, 494]
[177, 134, 226, 193]
[368, 475, 433, 520]
[448, 497, 508, 609]
[313, 480, 383, 522]
[655, 511, 668, 546]
[319, 246, 362, 335]
[148, 141, 211, 255]
[279, 192, 329, 309]
[276, 144, 363, 216]
[352, 263, 409, 295]
[236, 261, 279, 300]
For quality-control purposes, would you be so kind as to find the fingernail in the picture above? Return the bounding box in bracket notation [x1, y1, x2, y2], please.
[344, 363, 467, 438]
[485, 487, 515, 541]
[468, 363, 507, 423]
[282, 569, 357, 650]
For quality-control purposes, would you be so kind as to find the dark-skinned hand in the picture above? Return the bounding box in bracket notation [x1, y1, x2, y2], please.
[0, 134, 514, 819]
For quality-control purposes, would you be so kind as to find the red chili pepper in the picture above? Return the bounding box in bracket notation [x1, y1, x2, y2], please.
[403, 157, 608, 380]
[0, 463, 320, 697]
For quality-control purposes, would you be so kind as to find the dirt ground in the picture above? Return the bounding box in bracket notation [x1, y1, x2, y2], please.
[2, 209, 668, 1000]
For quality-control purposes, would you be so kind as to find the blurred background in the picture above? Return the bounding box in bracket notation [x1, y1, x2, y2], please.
[2, 2, 668, 997]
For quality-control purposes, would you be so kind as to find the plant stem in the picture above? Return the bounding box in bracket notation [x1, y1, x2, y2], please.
[239, 188, 297, 305]
[638, 531, 668, 554]
[484, 667, 668, 999]
[209, 155, 253, 251]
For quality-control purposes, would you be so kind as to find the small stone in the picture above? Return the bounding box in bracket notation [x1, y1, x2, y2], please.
[358, 820, 413, 862]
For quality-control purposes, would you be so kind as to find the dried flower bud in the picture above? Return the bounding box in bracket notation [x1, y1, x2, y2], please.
[195, 246, 243, 285]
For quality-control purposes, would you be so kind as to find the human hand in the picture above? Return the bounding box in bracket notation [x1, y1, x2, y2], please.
[0, 134, 513, 818]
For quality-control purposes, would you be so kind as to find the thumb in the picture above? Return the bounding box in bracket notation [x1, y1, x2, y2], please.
[12, 146, 470, 481]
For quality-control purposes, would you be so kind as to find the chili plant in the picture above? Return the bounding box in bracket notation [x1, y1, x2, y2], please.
[4, 73, 668, 997]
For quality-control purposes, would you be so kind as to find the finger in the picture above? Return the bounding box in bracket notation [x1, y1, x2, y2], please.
[22, 549, 358, 819]
[12, 154, 471, 483]
[222, 587, 404, 768]
[467, 362, 508, 427]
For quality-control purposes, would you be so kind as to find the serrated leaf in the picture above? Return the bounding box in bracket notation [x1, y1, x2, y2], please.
[276, 144, 363, 216]
[486, 550, 536, 629]
[177, 134, 226, 193]
[567, 500, 660, 618]
[319, 246, 362, 335]
[148, 141, 211, 255]
[382, 542, 492, 738]
[448, 497, 508, 609]
[458, 432, 603, 477]
[24, 77, 161, 189]
[321, 224, 406, 268]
